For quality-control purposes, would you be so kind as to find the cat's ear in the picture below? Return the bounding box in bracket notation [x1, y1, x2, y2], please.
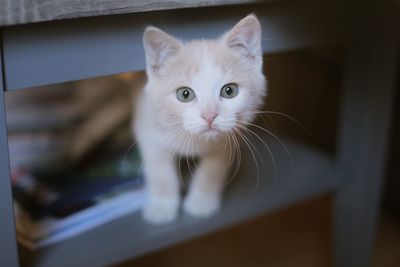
[143, 26, 181, 75]
[224, 15, 262, 62]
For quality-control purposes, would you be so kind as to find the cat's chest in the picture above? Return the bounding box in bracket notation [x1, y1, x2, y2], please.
[156, 131, 222, 157]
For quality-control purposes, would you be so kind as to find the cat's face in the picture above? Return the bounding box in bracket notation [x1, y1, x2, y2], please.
[143, 15, 266, 140]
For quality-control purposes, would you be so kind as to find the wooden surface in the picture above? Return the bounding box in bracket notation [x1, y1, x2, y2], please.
[333, 1, 399, 266]
[117, 196, 334, 267]
[18, 138, 339, 267]
[116, 196, 400, 267]
[2, 2, 341, 90]
[0, 43, 20, 267]
[0, 0, 268, 27]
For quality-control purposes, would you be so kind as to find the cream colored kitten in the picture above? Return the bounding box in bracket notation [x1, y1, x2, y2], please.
[133, 15, 267, 224]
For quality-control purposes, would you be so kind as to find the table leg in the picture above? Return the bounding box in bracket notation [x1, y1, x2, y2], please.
[0, 42, 20, 266]
[333, 3, 399, 266]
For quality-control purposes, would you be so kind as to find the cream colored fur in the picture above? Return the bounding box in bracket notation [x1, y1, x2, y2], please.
[133, 15, 267, 223]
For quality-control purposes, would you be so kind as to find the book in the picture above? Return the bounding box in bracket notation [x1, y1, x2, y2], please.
[15, 187, 146, 249]
[13, 137, 146, 249]
[9, 72, 148, 249]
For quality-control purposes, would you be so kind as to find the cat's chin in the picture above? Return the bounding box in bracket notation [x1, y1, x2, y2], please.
[197, 128, 226, 140]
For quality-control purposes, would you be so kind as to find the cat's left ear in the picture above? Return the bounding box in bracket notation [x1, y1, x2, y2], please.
[143, 26, 182, 76]
[224, 14, 262, 63]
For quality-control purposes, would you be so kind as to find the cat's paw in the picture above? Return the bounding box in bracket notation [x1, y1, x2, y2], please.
[142, 195, 180, 224]
[183, 190, 221, 218]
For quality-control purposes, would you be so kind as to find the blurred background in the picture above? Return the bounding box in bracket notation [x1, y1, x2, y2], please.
[6, 43, 399, 266]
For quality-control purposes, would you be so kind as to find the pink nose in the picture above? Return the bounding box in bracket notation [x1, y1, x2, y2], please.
[201, 112, 218, 126]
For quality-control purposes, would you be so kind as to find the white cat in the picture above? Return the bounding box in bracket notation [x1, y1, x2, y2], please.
[133, 15, 267, 224]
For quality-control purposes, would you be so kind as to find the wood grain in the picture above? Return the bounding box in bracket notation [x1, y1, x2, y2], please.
[0, 0, 268, 27]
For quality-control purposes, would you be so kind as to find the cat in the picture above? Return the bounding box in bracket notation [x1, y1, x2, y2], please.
[133, 14, 267, 224]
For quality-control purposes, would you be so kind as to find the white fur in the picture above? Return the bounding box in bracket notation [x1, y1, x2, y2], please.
[133, 15, 267, 224]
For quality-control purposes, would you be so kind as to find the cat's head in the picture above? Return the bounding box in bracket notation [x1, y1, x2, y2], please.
[143, 15, 267, 140]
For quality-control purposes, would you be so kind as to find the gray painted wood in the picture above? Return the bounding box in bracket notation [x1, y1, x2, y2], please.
[333, 0, 399, 266]
[20, 138, 340, 267]
[2, 2, 395, 266]
[0, 0, 268, 27]
[0, 39, 20, 267]
[2, 2, 341, 91]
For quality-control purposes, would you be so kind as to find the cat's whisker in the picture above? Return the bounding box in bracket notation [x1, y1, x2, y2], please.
[237, 124, 278, 186]
[191, 134, 198, 169]
[237, 119, 293, 165]
[222, 134, 235, 176]
[222, 133, 229, 153]
[234, 127, 263, 197]
[120, 140, 138, 175]
[185, 133, 195, 186]
[161, 129, 190, 190]
[227, 133, 237, 175]
[142, 126, 181, 160]
[159, 128, 187, 189]
[226, 131, 241, 185]
[225, 132, 235, 184]
[253, 110, 307, 132]
[120, 129, 173, 182]
[136, 127, 184, 187]
[257, 112, 278, 136]
[233, 132, 242, 181]
[176, 133, 190, 191]
[120, 120, 183, 173]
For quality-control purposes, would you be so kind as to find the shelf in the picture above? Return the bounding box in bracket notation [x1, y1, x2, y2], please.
[0, 0, 274, 27]
[21, 137, 340, 267]
[3, 3, 340, 91]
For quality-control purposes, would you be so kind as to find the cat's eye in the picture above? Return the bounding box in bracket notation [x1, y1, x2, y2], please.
[220, 83, 239, 99]
[176, 87, 195, 102]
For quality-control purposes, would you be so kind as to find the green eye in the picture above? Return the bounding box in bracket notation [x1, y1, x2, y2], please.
[176, 87, 195, 102]
[220, 83, 239, 98]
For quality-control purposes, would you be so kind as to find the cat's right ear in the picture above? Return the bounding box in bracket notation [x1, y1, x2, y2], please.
[224, 15, 262, 65]
[143, 26, 181, 76]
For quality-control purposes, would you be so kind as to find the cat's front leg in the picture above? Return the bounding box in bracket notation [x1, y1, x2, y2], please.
[141, 145, 180, 224]
[183, 148, 230, 218]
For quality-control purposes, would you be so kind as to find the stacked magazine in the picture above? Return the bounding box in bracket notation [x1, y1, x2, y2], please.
[6, 73, 147, 249]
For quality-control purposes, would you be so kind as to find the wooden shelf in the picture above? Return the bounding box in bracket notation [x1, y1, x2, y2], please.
[21, 137, 339, 267]
[0, 0, 272, 27]
[3, 3, 340, 91]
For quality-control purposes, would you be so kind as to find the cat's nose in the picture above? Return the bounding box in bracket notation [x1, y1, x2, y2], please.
[201, 112, 218, 126]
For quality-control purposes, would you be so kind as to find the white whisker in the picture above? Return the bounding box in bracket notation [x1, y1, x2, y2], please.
[254, 110, 307, 132]
[234, 128, 260, 197]
[237, 120, 293, 165]
[237, 125, 278, 186]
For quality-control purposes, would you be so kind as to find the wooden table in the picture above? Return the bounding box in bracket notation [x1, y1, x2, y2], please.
[0, 1, 398, 266]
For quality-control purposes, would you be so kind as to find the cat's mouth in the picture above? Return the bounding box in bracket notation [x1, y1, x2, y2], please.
[187, 121, 234, 139]
[200, 126, 219, 134]
[197, 125, 229, 139]
[199, 129, 222, 140]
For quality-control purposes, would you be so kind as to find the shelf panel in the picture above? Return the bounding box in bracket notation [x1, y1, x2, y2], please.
[3, 2, 341, 91]
[22, 137, 340, 267]
[0, 0, 274, 27]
